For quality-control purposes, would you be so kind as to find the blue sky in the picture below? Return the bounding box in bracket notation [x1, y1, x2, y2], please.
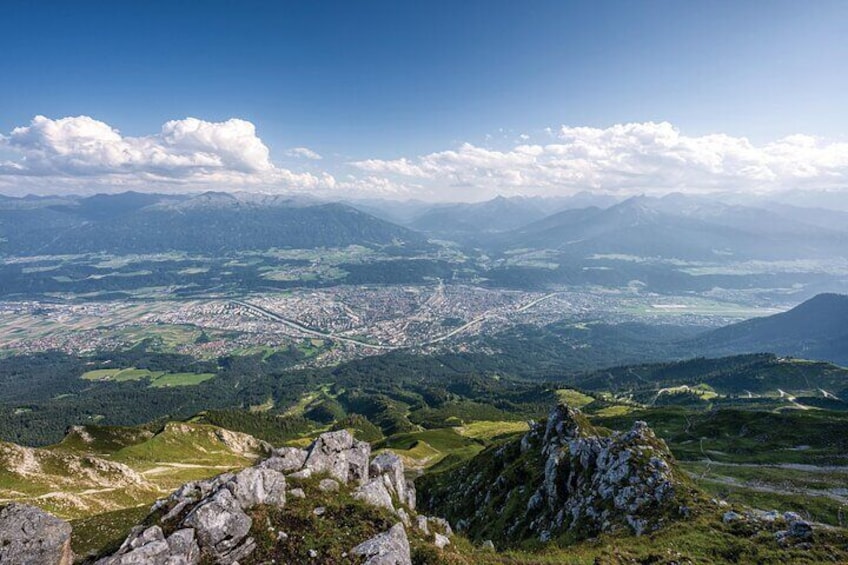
[1, 1, 847, 200]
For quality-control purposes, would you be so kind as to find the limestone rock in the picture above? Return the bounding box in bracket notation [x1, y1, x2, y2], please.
[182, 489, 254, 562]
[354, 479, 395, 511]
[261, 447, 308, 473]
[418, 403, 687, 546]
[434, 532, 450, 549]
[352, 523, 412, 565]
[318, 478, 340, 492]
[226, 467, 286, 510]
[371, 453, 407, 502]
[0, 503, 73, 565]
[96, 526, 200, 565]
[304, 430, 371, 485]
[287, 468, 313, 480]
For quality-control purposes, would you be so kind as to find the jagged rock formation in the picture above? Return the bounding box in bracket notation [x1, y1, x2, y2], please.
[0, 503, 74, 565]
[352, 522, 412, 565]
[93, 429, 448, 564]
[419, 403, 692, 547]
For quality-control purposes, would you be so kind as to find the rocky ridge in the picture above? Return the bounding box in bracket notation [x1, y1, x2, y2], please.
[89, 429, 449, 564]
[419, 403, 694, 547]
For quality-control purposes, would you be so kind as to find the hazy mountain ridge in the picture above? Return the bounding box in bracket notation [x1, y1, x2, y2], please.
[690, 293, 848, 365]
[502, 195, 848, 260]
[0, 192, 425, 255]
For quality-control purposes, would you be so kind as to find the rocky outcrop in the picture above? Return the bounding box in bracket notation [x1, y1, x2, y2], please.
[302, 430, 371, 485]
[95, 525, 199, 565]
[531, 405, 680, 538]
[352, 523, 412, 565]
[94, 429, 444, 564]
[98, 463, 287, 565]
[0, 503, 74, 565]
[418, 403, 691, 547]
[259, 446, 308, 473]
[370, 452, 416, 510]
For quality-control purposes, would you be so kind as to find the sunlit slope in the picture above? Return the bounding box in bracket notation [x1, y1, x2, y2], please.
[0, 422, 268, 519]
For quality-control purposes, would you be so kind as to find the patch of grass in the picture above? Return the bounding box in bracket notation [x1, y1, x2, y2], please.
[81, 368, 123, 380]
[555, 388, 595, 409]
[70, 505, 150, 559]
[81, 366, 215, 388]
[590, 404, 634, 417]
[149, 372, 215, 387]
[455, 420, 530, 441]
[377, 428, 485, 470]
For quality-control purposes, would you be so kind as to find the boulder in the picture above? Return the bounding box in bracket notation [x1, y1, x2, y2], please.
[354, 479, 395, 511]
[95, 526, 200, 565]
[182, 489, 253, 561]
[318, 478, 340, 492]
[225, 467, 286, 510]
[370, 452, 408, 505]
[434, 532, 450, 549]
[169, 474, 235, 505]
[261, 447, 308, 473]
[304, 430, 371, 485]
[352, 523, 412, 565]
[0, 503, 73, 565]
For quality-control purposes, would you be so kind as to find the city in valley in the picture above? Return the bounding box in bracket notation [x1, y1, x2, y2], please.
[0, 282, 773, 365]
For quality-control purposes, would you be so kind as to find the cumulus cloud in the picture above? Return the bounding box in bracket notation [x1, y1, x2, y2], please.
[0, 115, 332, 194]
[351, 121, 848, 197]
[3, 117, 848, 200]
[286, 147, 323, 160]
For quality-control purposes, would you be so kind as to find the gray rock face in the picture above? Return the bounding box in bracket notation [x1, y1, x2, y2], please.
[370, 452, 412, 509]
[303, 430, 371, 485]
[531, 408, 681, 537]
[96, 526, 200, 565]
[261, 447, 308, 473]
[776, 515, 814, 543]
[182, 489, 253, 560]
[114, 465, 285, 563]
[226, 467, 286, 509]
[0, 503, 73, 565]
[352, 523, 412, 565]
[93, 430, 439, 564]
[419, 403, 687, 546]
[354, 479, 395, 511]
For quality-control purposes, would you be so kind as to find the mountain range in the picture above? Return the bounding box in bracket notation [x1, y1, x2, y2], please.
[690, 293, 848, 365]
[0, 192, 425, 256]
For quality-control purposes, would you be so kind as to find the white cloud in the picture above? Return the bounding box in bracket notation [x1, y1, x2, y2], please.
[351, 121, 848, 197]
[0, 115, 332, 194]
[3, 117, 848, 200]
[286, 147, 323, 160]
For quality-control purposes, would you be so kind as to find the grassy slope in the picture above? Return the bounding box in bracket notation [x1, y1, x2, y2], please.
[0, 421, 264, 520]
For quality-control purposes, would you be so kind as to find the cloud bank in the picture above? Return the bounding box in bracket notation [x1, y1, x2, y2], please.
[2, 117, 847, 199]
[352, 122, 848, 199]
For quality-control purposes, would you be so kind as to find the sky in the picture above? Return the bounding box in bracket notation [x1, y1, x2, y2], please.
[1, 0, 847, 201]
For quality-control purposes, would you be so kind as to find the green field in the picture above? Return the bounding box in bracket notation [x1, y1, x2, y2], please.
[81, 367, 215, 387]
